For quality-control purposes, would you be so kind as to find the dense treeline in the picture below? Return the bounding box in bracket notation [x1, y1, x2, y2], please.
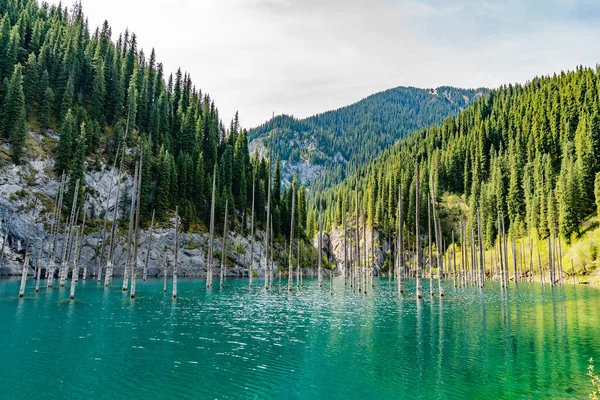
[0, 0, 305, 239]
[249, 86, 486, 187]
[314, 66, 600, 249]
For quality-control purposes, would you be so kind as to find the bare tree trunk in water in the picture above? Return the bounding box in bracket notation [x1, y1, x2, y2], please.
[207, 166, 217, 288]
[264, 121, 274, 290]
[427, 195, 434, 297]
[432, 194, 443, 296]
[477, 210, 484, 288]
[398, 182, 404, 294]
[18, 253, 30, 298]
[220, 200, 229, 288]
[249, 166, 256, 288]
[415, 165, 422, 299]
[35, 238, 43, 292]
[452, 231, 457, 289]
[288, 187, 295, 292]
[131, 153, 143, 299]
[318, 191, 323, 287]
[123, 162, 139, 292]
[163, 254, 168, 293]
[172, 206, 179, 299]
[70, 225, 82, 300]
[143, 210, 155, 282]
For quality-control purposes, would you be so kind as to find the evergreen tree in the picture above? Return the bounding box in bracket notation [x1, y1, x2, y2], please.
[1, 63, 26, 163]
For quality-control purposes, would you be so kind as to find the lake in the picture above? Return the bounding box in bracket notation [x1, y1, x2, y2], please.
[0, 276, 598, 399]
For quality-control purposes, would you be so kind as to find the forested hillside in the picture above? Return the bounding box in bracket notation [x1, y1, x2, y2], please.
[0, 0, 303, 238]
[315, 66, 600, 253]
[249, 86, 486, 187]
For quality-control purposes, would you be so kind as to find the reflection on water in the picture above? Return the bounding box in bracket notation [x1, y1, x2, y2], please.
[0, 277, 598, 399]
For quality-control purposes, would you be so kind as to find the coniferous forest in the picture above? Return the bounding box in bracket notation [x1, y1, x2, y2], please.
[249, 86, 486, 187]
[0, 0, 308, 240]
[3, 1, 600, 400]
[314, 67, 600, 257]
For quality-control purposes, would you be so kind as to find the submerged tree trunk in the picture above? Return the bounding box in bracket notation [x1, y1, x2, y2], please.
[163, 254, 168, 293]
[172, 206, 179, 299]
[131, 153, 144, 299]
[143, 210, 156, 282]
[220, 200, 229, 288]
[98, 144, 121, 283]
[415, 165, 422, 299]
[249, 166, 256, 288]
[18, 253, 30, 298]
[207, 166, 217, 289]
[35, 238, 43, 293]
[397, 182, 404, 294]
[123, 162, 139, 292]
[70, 225, 83, 300]
[288, 186, 295, 292]
[318, 191, 323, 287]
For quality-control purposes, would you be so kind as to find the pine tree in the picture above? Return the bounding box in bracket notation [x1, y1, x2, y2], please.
[1, 63, 27, 163]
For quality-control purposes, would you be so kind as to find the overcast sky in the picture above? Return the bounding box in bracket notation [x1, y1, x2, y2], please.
[48, 0, 600, 128]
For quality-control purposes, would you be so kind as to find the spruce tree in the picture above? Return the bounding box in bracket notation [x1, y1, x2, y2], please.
[1, 63, 27, 163]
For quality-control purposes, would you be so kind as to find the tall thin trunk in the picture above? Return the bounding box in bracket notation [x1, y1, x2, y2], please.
[538, 239, 543, 285]
[427, 195, 434, 297]
[415, 165, 422, 299]
[297, 240, 301, 290]
[220, 200, 229, 288]
[48, 174, 66, 287]
[343, 212, 347, 285]
[355, 174, 361, 293]
[264, 117, 274, 289]
[512, 236, 518, 285]
[163, 254, 168, 293]
[35, 238, 43, 292]
[131, 152, 144, 299]
[70, 225, 83, 300]
[98, 143, 121, 282]
[288, 186, 296, 292]
[18, 253, 30, 298]
[318, 191, 323, 287]
[123, 162, 139, 292]
[172, 206, 179, 299]
[477, 210, 484, 288]
[452, 230, 456, 289]
[105, 154, 125, 287]
[397, 182, 404, 294]
[207, 166, 217, 288]
[432, 194, 443, 296]
[529, 237, 533, 283]
[249, 166, 256, 288]
[557, 235, 563, 284]
[548, 235, 554, 286]
[143, 210, 155, 282]
[60, 179, 80, 287]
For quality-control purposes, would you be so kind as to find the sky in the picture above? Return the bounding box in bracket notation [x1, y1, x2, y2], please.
[48, 0, 600, 128]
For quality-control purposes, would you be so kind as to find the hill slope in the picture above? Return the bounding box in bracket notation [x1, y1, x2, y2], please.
[249, 86, 487, 187]
[315, 66, 600, 278]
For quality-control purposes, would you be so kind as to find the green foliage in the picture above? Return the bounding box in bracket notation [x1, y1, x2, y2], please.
[1, 63, 26, 163]
[0, 1, 290, 235]
[317, 66, 600, 249]
[249, 87, 487, 187]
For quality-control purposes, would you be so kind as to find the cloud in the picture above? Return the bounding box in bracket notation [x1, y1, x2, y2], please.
[49, 0, 600, 128]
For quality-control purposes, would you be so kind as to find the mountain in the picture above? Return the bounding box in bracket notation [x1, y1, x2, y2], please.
[314, 66, 600, 274]
[248, 86, 487, 188]
[0, 0, 288, 234]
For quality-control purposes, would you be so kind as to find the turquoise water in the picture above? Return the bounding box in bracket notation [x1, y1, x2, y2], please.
[1, 276, 599, 399]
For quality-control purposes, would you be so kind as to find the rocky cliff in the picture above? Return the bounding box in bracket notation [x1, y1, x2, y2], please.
[0, 132, 282, 278]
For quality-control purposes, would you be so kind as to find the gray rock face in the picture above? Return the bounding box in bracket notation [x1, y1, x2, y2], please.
[0, 142, 280, 277]
[322, 225, 389, 275]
